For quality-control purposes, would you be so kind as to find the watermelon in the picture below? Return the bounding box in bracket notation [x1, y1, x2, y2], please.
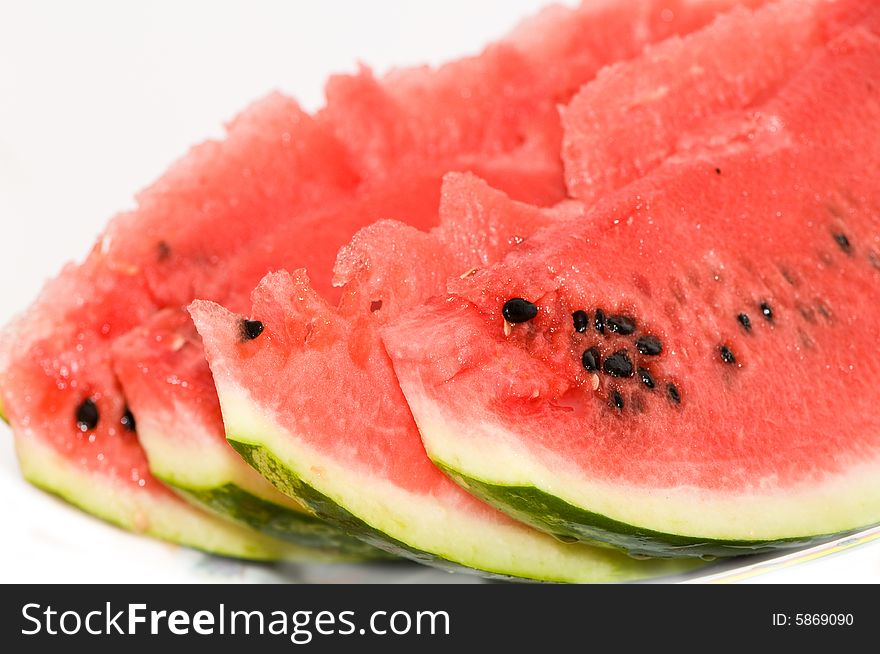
[384, 1, 880, 558]
[191, 172, 699, 581]
[109, 164, 526, 557]
[1, 0, 753, 558]
[102, 0, 750, 555]
[110, 309, 385, 557]
[0, 96, 362, 559]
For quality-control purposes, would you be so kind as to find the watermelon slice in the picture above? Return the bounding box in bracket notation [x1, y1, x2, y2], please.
[104, 0, 750, 554]
[384, 2, 880, 558]
[191, 173, 700, 581]
[109, 166, 514, 557]
[1, 0, 752, 558]
[110, 309, 387, 557]
[0, 96, 363, 559]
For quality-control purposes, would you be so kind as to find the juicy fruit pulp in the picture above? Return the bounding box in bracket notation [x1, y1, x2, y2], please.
[0, 0, 751, 560]
[562, 0, 868, 203]
[111, 310, 383, 558]
[385, 1, 880, 557]
[104, 0, 750, 565]
[0, 97, 358, 559]
[190, 176, 697, 581]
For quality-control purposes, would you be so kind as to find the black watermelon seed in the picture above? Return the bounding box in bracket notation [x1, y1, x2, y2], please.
[833, 232, 852, 254]
[610, 390, 625, 410]
[607, 314, 637, 335]
[637, 367, 655, 389]
[760, 302, 773, 321]
[241, 319, 265, 341]
[720, 345, 737, 364]
[594, 309, 606, 334]
[502, 298, 538, 323]
[715, 167, 722, 175]
[120, 407, 136, 432]
[572, 310, 589, 333]
[667, 383, 681, 404]
[603, 350, 634, 378]
[581, 347, 600, 372]
[156, 240, 171, 261]
[635, 335, 662, 356]
[75, 398, 99, 432]
[370, 300, 383, 313]
[737, 313, 752, 331]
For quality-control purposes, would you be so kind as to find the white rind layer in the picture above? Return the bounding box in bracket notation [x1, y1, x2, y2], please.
[15, 434, 315, 561]
[400, 372, 880, 541]
[219, 384, 695, 582]
[135, 405, 306, 512]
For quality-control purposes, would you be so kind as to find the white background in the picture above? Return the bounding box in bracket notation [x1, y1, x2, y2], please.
[0, 0, 878, 583]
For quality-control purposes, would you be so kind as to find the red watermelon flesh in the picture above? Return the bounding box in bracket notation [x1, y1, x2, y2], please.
[0, 257, 317, 559]
[384, 4, 880, 557]
[102, 97, 360, 311]
[563, 0, 873, 203]
[321, 0, 765, 181]
[0, 95, 361, 559]
[109, 164, 558, 552]
[101, 0, 752, 554]
[190, 174, 701, 581]
[0, 0, 753, 555]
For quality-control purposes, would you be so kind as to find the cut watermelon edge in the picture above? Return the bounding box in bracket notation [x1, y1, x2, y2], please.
[398, 373, 880, 557]
[435, 464, 853, 559]
[175, 482, 392, 561]
[227, 437, 470, 573]
[138, 422, 390, 559]
[13, 433, 333, 562]
[220, 389, 703, 582]
[138, 420, 304, 505]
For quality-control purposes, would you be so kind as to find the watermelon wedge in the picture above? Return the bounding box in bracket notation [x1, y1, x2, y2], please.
[110, 309, 386, 557]
[191, 173, 698, 581]
[1, 0, 753, 558]
[385, 2, 880, 558]
[0, 96, 362, 559]
[103, 0, 750, 556]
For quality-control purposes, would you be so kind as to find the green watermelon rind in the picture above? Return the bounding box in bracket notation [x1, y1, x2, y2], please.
[396, 382, 878, 558]
[168, 478, 394, 561]
[228, 436, 678, 582]
[136, 419, 391, 560]
[12, 434, 328, 562]
[435, 461, 851, 558]
[227, 438, 475, 574]
[221, 400, 703, 583]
